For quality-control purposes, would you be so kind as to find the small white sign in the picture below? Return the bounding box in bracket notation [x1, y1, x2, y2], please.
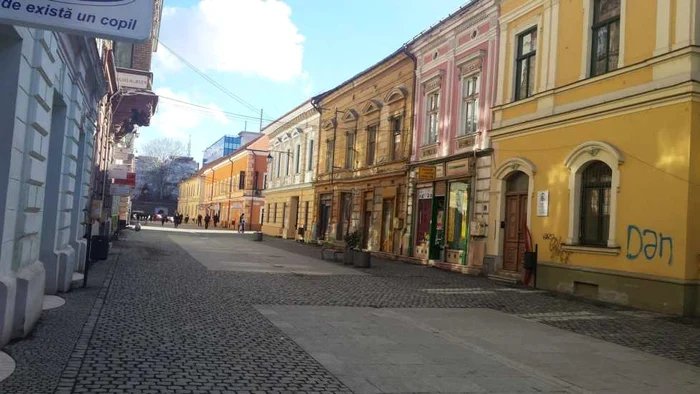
[117, 71, 149, 89]
[417, 188, 434, 200]
[110, 183, 133, 197]
[537, 190, 549, 217]
[0, 0, 155, 42]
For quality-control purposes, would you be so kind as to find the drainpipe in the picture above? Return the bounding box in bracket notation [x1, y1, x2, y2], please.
[402, 45, 418, 258]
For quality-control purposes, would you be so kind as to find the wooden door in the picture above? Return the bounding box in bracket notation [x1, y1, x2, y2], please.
[503, 194, 527, 271]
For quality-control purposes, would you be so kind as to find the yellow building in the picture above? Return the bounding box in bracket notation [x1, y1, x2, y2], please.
[178, 176, 202, 220]
[313, 48, 415, 258]
[261, 101, 319, 241]
[489, 0, 700, 315]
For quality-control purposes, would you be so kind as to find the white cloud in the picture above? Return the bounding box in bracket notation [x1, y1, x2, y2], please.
[147, 87, 230, 144]
[156, 0, 305, 82]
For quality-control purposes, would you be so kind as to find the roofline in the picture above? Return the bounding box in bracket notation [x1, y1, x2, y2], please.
[261, 99, 314, 134]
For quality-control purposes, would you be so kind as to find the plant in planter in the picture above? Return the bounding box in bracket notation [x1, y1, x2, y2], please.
[350, 229, 371, 268]
[343, 230, 360, 265]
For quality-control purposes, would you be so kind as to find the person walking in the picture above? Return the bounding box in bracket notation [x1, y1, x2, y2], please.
[204, 214, 211, 230]
[238, 213, 245, 233]
[184, 215, 190, 224]
[213, 213, 219, 228]
[197, 214, 203, 227]
[161, 214, 166, 227]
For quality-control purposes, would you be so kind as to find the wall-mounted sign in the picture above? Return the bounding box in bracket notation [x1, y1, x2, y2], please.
[110, 183, 133, 197]
[417, 166, 436, 181]
[0, 0, 155, 42]
[117, 71, 150, 89]
[537, 190, 549, 217]
[417, 188, 433, 200]
[445, 158, 473, 177]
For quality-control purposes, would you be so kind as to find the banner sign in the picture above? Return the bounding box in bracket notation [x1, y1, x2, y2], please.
[0, 0, 155, 42]
[109, 183, 133, 197]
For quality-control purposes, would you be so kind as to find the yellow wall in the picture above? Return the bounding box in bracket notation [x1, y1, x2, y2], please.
[687, 102, 700, 278]
[261, 187, 316, 240]
[490, 101, 693, 280]
[555, 0, 583, 87]
[554, 67, 653, 106]
[624, 0, 656, 66]
[502, 7, 544, 102]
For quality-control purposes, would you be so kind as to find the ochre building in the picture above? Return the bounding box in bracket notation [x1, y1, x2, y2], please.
[489, 0, 700, 315]
[313, 49, 415, 258]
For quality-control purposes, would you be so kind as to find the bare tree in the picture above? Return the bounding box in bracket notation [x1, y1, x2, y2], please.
[136, 138, 191, 200]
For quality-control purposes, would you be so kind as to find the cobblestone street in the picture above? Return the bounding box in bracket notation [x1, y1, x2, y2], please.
[1, 229, 700, 393]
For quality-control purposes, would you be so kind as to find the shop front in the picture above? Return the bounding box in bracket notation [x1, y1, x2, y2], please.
[411, 157, 478, 271]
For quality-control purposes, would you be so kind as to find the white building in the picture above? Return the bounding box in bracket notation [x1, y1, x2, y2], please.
[0, 26, 105, 346]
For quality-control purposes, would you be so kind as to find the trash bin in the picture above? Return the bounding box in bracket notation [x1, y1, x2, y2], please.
[90, 235, 109, 261]
[253, 232, 263, 242]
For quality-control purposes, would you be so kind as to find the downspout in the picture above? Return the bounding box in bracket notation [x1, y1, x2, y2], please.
[402, 45, 418, 258]
[310, 99, 324, 240]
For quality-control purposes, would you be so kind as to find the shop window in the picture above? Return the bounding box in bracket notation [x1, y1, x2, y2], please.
[579, 161, 612, 246]
[338, 192, 353, 239]
[515, 28, 537, 101]
[391, 117, 402, 161]
[591, 0, 621, 77]
[425, 91, 440, 144]
[282, 202, 287, 227]
[274, 203, 277, 223]
[366, 125, 377, 166]
[460, 74, 479, 135]
[267, 203, 270, 223]
[447, 182, 470, 250]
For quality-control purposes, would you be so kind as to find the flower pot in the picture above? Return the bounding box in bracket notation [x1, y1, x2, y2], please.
[353, 250, 371, 268]
[343, 249, 354, 265]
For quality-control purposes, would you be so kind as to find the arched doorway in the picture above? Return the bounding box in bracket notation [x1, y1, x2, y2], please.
[503, 171, 529, 272]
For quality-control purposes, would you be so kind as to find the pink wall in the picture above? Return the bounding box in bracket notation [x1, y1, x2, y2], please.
[410, 3, 500, 163]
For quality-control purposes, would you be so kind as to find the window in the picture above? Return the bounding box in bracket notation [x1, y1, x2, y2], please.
[425, 91, 440, 144]
[114, 42, 133, 68]
[591, 0, 620, 77]
[345, 132, 355, 169]
[295, 144, 301, 173]
[326, 140, 334, 173]
[273, 203, 277, 223]
[366, 125, 377, 166]
[461, 74, 480, 135]
[391, 117, 402, 161]
[304, 201, 309, 230]
[338, 193, 352, 239]
[515, 28, 537, 100]
[238, 171, 246, 189]
[579, 161, 612, 246]
[285, 149, 290, 176]
[267, 203, 271, 223]
[253, 171, 259, 192]
[263, 173, 267, 189]
[276, 152, 282, 177]
[307, 140, 314, 171]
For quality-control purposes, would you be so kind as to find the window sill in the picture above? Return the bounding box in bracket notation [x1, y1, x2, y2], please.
[561, 244, 620, 256]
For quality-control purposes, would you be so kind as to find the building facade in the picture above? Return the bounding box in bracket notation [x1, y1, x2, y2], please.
[489, 0, 700, 315]
[0, 26, 106, 346]
[313, 50, 415, 258]
[202, 132, 260, 165]
[179, 136, 269, 230]
[261, 102, 319, 240]
[407, 0, 499, 274]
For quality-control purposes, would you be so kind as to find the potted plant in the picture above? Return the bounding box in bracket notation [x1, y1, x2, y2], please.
[352, 229, 371, 268]
[343, 230, 360, 265]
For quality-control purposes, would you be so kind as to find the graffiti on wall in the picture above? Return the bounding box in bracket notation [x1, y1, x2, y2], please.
[626, 225, 673, 265]
[543, 233, 572, 264]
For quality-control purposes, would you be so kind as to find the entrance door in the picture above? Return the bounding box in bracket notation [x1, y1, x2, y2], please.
[380, 198, 394, 252]
[503, 171, 529, 271]
[318, 194, 332, 240]
[287, 196, 300, 239]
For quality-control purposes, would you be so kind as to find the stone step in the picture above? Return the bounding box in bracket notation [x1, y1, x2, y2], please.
[488, 271, 521, 285]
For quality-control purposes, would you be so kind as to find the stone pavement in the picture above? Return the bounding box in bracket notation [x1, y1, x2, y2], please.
[0, 229, 698, 393]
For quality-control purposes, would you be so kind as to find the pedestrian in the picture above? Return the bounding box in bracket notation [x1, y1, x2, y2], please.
[178, 213, 184, 227]
[185, 215, 190, 224]
[161, 215, 166, 227]
[204, 214, 211, 230]
[197, 214, 202, 227]
[213, 213, 219, 228]
[238, 213, 245, 233]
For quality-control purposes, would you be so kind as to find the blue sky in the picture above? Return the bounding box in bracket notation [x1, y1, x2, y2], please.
[140, 0, 467, 164]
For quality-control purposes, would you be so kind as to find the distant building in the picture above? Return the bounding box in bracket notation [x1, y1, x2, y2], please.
[202, 132, 260, 165]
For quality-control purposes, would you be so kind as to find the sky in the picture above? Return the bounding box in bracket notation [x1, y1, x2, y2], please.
[139, 0, 468, 165]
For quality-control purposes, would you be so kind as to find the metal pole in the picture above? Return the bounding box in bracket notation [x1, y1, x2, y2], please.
[259, 109, 263, 132]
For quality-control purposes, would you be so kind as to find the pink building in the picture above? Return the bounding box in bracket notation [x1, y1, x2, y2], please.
[407, 0, 499, 273]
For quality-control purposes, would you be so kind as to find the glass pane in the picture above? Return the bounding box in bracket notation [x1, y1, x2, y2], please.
[595, 0, 621, 22]
[506, 171, 529, 192]
[473, 76, 480, 94]
[447, 182, 470, 250]
[528, 57, 536, 96]
[393, 132, 401, 160]
[581, 188, 600, 243]
[607, 21, 620, 71]
[594, 26, 609, 75]
[520, 32, 532, 54]
[517, 60, 529, 100]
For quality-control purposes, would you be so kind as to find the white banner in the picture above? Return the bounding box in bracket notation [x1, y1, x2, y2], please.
[109, 183, 133, 197]
[0, 0, 155, 42]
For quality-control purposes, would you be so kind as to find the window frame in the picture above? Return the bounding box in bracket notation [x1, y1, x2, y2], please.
[326, 139, 334, 173]
[307, 139, 314, 171]
[590, 0, 621, 77]
[460, 73, 480, 135]
[424, 90, 440, 145]
[345, 131, 356, 169]
[391, 116, 402, 161]
[514, 27, 537, 101]
[295, 144, 301, 173]
[578, 161, 612, 246]
[366, 124, 378, 166]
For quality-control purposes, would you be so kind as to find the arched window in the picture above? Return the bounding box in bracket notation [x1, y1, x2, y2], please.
[579, 161, 612, 246]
